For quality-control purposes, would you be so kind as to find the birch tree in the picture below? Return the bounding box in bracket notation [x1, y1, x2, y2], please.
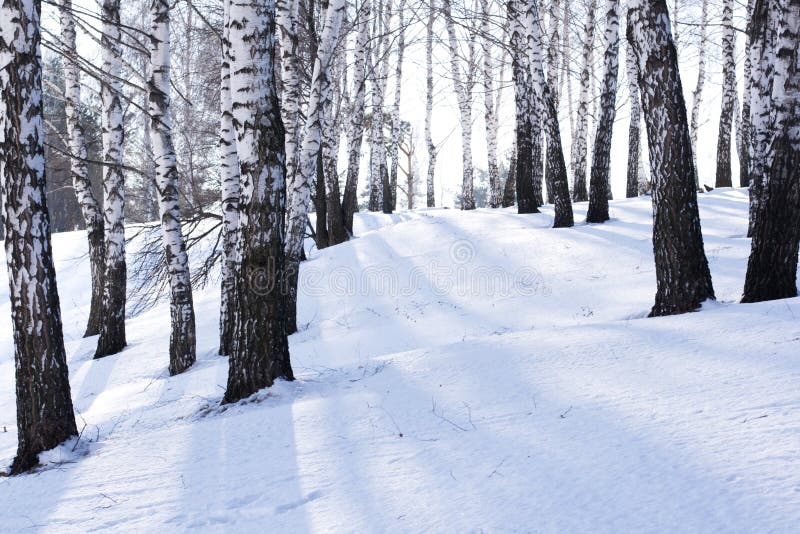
[218, 0, 240, 356]
[481, 0, 502, 207]
[1, 0, 79, 474]
[689, 0, 707, 185]
[739, 0, 755, 190]
[586, 0, 620, 223]
[508, 0, 540, 214]
[715, 0, 736, 188]
[344, 0, 371, 230]
[148, 0, 196, 374]
[223, 0, 293, 403]
[625, 40, 642, 198]
[285, 0, 347, 333]
[425, 0, 437, 207]
[571, 0, 597, 202]
[59, 0, 105, 337]
[388, 0, 407, 211]
[741, 0, 800, 303]
[627, 0, 715, 316]
[277, 0, 302, 188]
[443, 0, 477, 210]
[524, 0, 574, 227]
[369, 0, 390, 212]
[95, 0, 128, 359]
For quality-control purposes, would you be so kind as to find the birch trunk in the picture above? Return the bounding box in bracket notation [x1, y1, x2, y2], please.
[627, 0, 715, 316]
[388, 0, 406, 211]
[443, 0, 476, 210]
[277, 0, 302, 188]
[481, 0, 501, 208]
[689, 0, 707, 186]
[148, 0, 196, 375]
[739, 0, 755, 190]
[714, 0, 736, 188]
[368, 0, 389, 212]
[95, 0, 127, 359]
[625, 40, 642, 198]
[586, 0, 620, 223]
[425, 0, 437, 207]
[218, 0, 240, 356]
[59, 0, 105, 338]
[742, 0, 800, 303]
[343, 0, 370, 231]
[284, 0, 347, 333]
[572, 0, 597, 202]
[223, 0, 293, 403]
[524, 0, 574, 227]
[1, 0, 78, 474]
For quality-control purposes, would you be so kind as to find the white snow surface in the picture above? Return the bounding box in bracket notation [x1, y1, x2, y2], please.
[1, 189, 799, 531]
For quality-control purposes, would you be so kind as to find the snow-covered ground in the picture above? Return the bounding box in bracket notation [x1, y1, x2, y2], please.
[1, 188, 799, 531]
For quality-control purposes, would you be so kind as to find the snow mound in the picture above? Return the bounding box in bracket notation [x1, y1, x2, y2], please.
[1, 189, 799, 531]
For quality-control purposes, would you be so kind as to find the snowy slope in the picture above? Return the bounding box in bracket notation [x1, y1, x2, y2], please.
[1, 189, 799, 532]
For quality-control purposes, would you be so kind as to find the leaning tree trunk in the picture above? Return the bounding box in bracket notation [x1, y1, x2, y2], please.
[388, 0, 406, 211]
[625, 39, 642, 198]
[149, 0, 196, 375]
[572, 0, 597, 202]
[1, 0, 78, 474]
[689, 0, 707, 187]
[223, 0, 293, 404]
[482, 0, 501, 208]
[343, 0, 370, 232]
[627, 0, 715, 317]
[586, 0, 620, 223]
[95, 0, 127, 359]
[524, 0, 574, 227]
[218, 0, 240, 356]
[59, 0, 105, 338]
[425, 0, 437, 208]
[741, 0, 800, 303]
[284, 0, 346, 334]
[443, 0, 476, 210]
[714, 0, 736, 188]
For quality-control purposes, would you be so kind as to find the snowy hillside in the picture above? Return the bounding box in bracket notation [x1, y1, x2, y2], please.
[1, 189, 799, 531]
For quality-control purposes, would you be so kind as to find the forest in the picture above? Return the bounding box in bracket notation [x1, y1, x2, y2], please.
[0, 0, 798, 529]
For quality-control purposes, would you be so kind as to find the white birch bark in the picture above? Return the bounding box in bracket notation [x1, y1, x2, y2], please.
[95, 0, 128, 359]
[689, 0, 708, 185]
[715, 0, 736, 187]
[481, 0, 501, 207]
[285, 0, 347, 265]
[443, 0, 476, 210]
[148, 0, 196, 375]
[59, 0, 105, 337]
[1, 0, 78, 473]
[224, 0, 293, 402]
[343, 0, 371, 230]
[388, 0, 406, 211]
[425, 0, 437, 208]
[571, 0, 597, 202]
